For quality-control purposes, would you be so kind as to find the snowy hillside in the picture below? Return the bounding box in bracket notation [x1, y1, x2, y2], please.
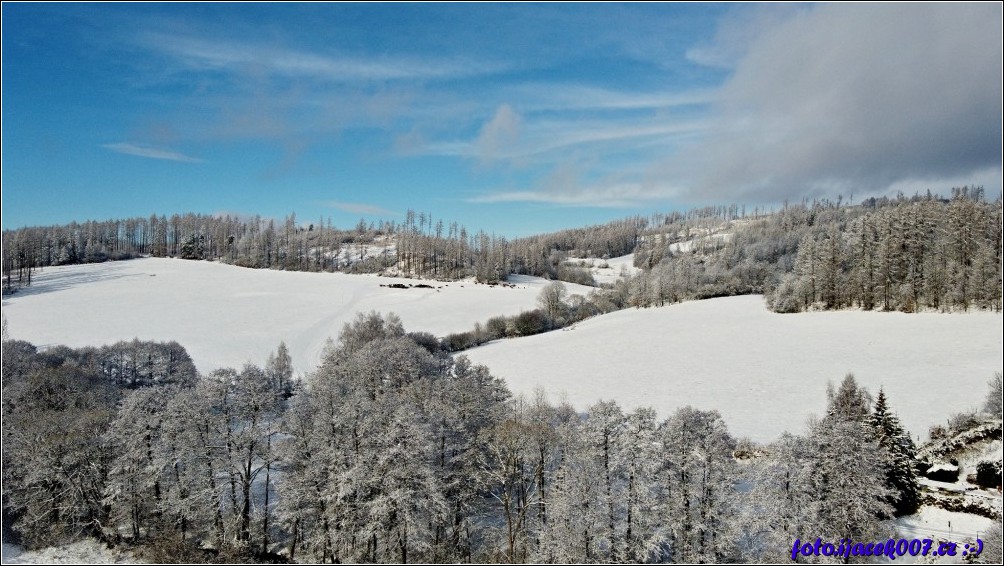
[4, 257, 1000, 444]
[1, 257, 593, 375]
[463, 295, 1002, 443]
[563, 253, 639, 285]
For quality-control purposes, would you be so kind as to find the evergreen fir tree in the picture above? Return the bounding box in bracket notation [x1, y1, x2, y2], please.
[868, 388, 921, 516]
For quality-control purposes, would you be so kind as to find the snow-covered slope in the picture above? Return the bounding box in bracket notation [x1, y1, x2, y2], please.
[563, 253, 639, 285]
[1, 257, 592, 375]
[463, 295, 1002, 443]
[4, 259, 1000, 444]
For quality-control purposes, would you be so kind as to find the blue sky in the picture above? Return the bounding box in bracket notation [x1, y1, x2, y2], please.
[2, 3, 1001, 236]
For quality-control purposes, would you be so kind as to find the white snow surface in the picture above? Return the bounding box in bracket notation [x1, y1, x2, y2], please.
[563, 253, 639, 285]
[668, 232, 733, 254]
[884, 506, 997, 564]
[4, 259, 1001, 444]
[1, 540, 135, 564]
[1, 257, 592, 376]
[894, 505, 997, 545]
[463, 295, 1002, 443]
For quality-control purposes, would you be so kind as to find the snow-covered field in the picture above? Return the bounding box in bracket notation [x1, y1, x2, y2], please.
[463, 295, 1002, 443]
[3, 257, 1001, 563]
[1, 257, 592, 375]
[3, 258, 1001, 443]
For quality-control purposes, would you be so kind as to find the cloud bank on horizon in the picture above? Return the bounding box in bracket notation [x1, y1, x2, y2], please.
[2, 3, 1000, 232]
[669, 3, 1003, 204]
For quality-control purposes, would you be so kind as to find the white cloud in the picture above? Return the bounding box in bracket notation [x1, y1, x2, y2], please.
[320, 200, 399, 216]
[507, 84, 716, 112]
[684, 4, 797, 69]
[476, 104, 522, 163]
[101, 142, 204, 163]
[428, 114, 707, 165]
[670, 3, 1003, 203]
[468, 182, 678, 208]
[139, 31, 504, 83]
[469, 160, 683, 208]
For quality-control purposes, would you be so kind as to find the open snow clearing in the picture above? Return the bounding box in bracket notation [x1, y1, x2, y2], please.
[3, 257, 1000, 443]
[1, 257, 591, 376]
[464, 295, 1002, 443]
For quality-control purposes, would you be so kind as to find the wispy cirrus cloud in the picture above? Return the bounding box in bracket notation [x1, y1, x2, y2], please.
[468, 160, 683, 208]
[320, 200, 399, 216]
[468, 182, 679, 208]
[427, 114, 708, 163]
[117, 28, 514, 177]
[137, 31, 506, 83]
[101, 142, 205, 163]
[507, 84, 716, 113]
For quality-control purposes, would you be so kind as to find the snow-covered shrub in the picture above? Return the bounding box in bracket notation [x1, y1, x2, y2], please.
[920, 492, 1001, 520]
[512, 309, 549, 336]
[948, 410, 984, 435]
[766, 273, 803, 313]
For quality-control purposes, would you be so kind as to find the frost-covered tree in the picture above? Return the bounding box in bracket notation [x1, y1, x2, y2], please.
[659, 406, 737, 563]
[2, 364, 117, 548]
[984, 373, 1003, 416]
[424, 355, 511, 561]
[537, 281, 568, 327]
[809, 377, 894, 544]
[277, 360, 351, 562]
[737, 433, 819, 562]
[582, 400, 624, 561]
[616, 407, 662, 562]
[826, 373, 872, 422]
[868, 388, 921, 516]
[336, 311, 406, 357]
[805, 417, 894, 544]
[279, 313, 508, 563]
[360, 403, 449, 564]
[535, 410, 605, 563]
[478, 400, 542, 563]
[103, 386, 178, 541]
[266, 340, 294, 398]
[980, 522, 1004, 564]
[163, 364, 284, 551]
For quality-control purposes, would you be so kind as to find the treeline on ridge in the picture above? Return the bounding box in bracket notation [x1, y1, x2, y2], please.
[0, 211, 644, 289]
[624, 187, 1001, 312]
[3, 188, 1000, 313]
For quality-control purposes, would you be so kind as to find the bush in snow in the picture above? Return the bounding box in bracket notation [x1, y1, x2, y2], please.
[975, 460, 1002, 488]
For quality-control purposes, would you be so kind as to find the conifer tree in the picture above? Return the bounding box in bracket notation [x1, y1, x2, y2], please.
[868, 388, 921, 516]
[810, 375, 894, 542]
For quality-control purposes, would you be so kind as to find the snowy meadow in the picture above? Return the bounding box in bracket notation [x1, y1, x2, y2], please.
[4, 257, 999, 443]
[1, 257, 592, 375]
